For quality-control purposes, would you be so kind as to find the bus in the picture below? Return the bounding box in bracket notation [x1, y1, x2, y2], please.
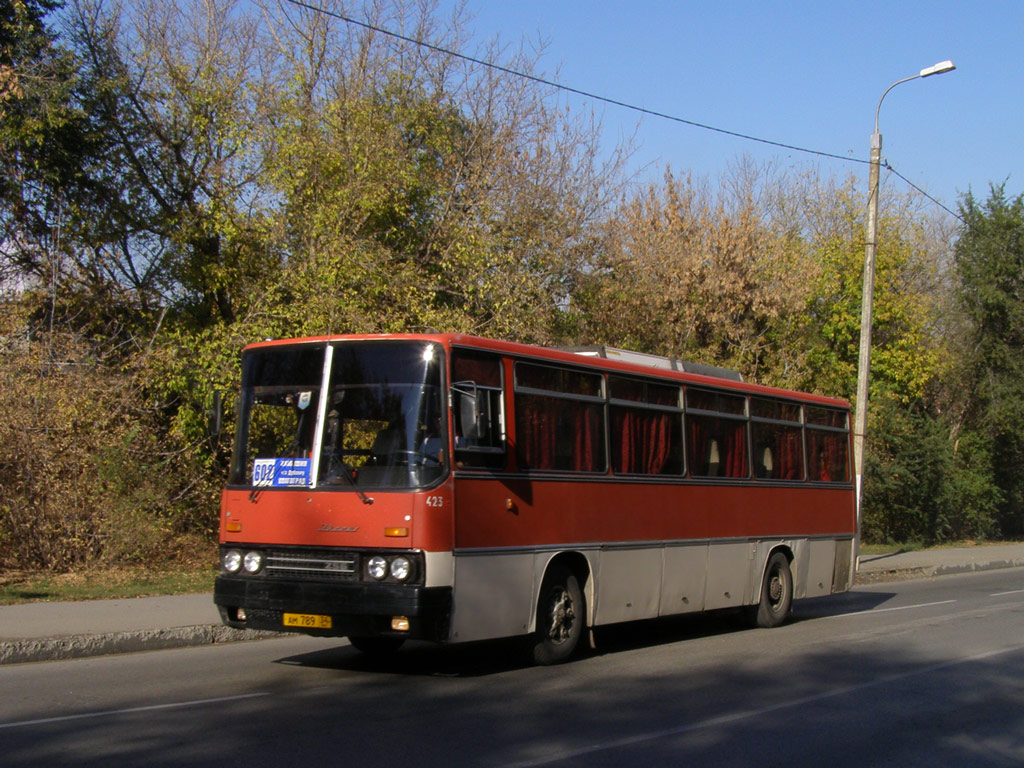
[214, 333, 855, 664]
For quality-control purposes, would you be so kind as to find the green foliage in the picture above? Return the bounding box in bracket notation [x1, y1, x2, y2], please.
[861, 396, 999, 543]
[0, 0, 91, 280]
[952, 185, 1024, 536]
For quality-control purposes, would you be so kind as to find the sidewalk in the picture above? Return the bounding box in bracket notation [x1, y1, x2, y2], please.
[855, 541, 1024, 583]
[2, 544, 1023, 665]
[0, 593, 283, 665]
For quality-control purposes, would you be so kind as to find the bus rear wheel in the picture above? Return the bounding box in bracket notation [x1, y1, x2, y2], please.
[531, 566, 584, 665]
[751, 552, 793, 628]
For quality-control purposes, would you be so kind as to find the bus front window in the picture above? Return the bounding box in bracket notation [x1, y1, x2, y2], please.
[319, 342, 445, 490]
[230, 345, 326, 488]
[230, 341, 445, 491]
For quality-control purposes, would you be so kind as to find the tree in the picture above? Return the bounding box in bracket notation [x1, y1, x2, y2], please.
[60, 0, 275, 327]
[570, 166, 814, 380]
[952, 185, 1024, 536]
[862, 397, 999, 543]
[0, 0, 86, 287]
[571, 166, 947, 402]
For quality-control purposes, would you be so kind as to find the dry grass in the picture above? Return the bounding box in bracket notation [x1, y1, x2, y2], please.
[0, 540, 219, 604]
[0, 566, 217, 604]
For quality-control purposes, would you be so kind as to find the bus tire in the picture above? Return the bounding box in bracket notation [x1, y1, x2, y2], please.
[751, 552, 793, 628]
[531, 565, 584, 665]
[349, 636, 405, 655]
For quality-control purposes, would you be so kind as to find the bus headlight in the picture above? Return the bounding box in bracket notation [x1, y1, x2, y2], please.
[367, 556, 388, 580]
[243, 551, 264, 573]
[390, 556, 411, 581]
[223, 549, 243, 574]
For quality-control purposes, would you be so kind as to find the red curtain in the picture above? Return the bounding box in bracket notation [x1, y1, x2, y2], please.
[613, 408, 672, 474]
[517, 395, 603, 472]
[517, 395, 557, 470]
[724, 421, 748, 477]
[809, 430, 849, 482]
[571, 401, 602, 472]
[779, 427, 803, 479]
[688, 415, 748, 478]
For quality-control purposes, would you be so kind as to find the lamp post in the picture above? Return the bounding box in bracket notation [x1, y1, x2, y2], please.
[853, 60, 955, 552]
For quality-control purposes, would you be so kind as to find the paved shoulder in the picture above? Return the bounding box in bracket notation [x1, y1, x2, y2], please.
[0, 594, 281, 665]
[858, 543, 1024, 583]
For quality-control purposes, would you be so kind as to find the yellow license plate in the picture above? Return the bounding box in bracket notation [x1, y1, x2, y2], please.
[283, 612, 332, 629]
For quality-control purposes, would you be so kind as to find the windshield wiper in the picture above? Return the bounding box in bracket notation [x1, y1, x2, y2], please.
[330, 457, 373, 505]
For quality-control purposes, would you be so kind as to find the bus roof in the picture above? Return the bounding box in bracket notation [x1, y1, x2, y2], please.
[242, 332, 850, 409]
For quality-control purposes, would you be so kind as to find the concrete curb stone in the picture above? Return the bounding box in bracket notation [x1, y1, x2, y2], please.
[854, 555, 1024, 584]
[0, 625, 285, 666]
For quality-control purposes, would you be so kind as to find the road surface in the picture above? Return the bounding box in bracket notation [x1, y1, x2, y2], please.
[1, 568, 1022, 767]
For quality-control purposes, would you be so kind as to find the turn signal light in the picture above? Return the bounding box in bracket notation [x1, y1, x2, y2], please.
[391, 616, 410, 631]
[384, 527, 409, 537]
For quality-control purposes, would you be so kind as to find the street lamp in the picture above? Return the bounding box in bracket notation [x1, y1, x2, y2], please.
[853, 60, 955, 551]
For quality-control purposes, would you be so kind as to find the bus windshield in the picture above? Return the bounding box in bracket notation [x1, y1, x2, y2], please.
[230, 341, 446, 490]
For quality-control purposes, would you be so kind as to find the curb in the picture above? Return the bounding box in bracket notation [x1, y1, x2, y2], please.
[855, 557, 1024, 585]
[0, 625, 285, 666]
[932, 558, 1024, 576]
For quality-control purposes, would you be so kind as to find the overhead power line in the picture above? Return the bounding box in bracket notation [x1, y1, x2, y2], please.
[883, 163, 963, 222]
[283, 0, 962, 219]
[284, 0, 865, 165]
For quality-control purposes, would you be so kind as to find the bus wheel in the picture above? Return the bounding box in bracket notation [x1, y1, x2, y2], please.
[752, 552, 793, 628]
[349, 636, 405, 655]
[531, 566, 584, 665]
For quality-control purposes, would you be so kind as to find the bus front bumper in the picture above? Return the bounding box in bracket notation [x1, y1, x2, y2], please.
[214, 576, 452, 642]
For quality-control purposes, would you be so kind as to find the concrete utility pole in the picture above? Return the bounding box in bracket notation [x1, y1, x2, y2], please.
[854, 60, 956, 555]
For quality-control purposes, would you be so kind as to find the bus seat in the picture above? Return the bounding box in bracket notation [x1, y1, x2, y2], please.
[706, 439, 721, 476]
[371, 427, 402, 458]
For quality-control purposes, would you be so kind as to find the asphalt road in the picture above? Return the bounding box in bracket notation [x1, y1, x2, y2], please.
[1, 568, 1022, 767]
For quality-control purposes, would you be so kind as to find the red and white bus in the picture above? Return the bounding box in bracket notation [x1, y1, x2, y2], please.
[215, 333, 855, 663]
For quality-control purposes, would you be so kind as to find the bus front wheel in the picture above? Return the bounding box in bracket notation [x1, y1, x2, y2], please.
[751, 552, 793, 628]
[531, 566, 584, 665]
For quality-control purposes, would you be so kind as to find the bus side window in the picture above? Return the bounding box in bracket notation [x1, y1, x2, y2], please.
[451, 350, 506, 469]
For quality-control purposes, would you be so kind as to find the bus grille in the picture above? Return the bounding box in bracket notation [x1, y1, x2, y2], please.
[265, 549, 359, 581]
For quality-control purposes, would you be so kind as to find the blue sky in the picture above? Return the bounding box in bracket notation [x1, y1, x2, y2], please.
[441, 0, 1022, 215]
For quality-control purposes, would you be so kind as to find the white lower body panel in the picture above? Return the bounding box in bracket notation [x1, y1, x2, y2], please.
[448, 536, 852, 644]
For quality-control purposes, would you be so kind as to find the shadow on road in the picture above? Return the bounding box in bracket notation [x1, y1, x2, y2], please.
[271, 588, 897, 677]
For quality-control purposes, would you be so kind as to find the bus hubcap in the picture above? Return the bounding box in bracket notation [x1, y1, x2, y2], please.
[548, 589, 575, 642]
[769, 574, 783, 604]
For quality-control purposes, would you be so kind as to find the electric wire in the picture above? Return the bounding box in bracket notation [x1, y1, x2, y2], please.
[284, 0, 964, 218]
[884, 162, 964, 222]
[283, 0, 867, 165]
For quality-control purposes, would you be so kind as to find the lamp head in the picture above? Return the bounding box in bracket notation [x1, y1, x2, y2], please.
[919, 60, 955, 78]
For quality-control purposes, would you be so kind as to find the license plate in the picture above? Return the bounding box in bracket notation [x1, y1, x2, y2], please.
[283, 612, 332, 629]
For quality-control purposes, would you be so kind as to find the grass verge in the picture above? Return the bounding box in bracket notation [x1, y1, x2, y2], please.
[0, 567, 217, 605]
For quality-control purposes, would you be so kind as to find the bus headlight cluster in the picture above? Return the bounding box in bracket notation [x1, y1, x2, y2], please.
[222, 549, 264, 574]
[366, 555, 413, 582]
